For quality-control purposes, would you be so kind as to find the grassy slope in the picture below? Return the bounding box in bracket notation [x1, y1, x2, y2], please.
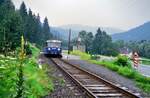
[71, 50, 150, 93]
[142, 60, 150, 65]
[0, 44, 54, 98]
[24, 44, 54, 97]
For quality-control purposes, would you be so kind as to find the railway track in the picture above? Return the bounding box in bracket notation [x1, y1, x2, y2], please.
[51, 58, 141, 98]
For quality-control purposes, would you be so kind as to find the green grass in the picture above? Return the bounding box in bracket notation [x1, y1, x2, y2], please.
[71, 50, 150, 93]
[23, 59, 54, 97]
[30, 43, 40, 58]
[142, 60, 150, 65]
[71, 50, 91, 60]
[0, 44, 54, 98]
[137, 82, 150, 92]
[24, 44, 54, 97]
[62, 50, 69, 54]
[140, 57, 150, 65]
[117, 66, 136, 79]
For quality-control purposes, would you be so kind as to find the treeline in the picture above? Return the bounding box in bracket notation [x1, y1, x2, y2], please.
[19, 2, 52, 46]
[0, 0, 52, 53]
[115, 40, 150, 58]
[72, 28, 119, 56]
[73, 28, 150, 58]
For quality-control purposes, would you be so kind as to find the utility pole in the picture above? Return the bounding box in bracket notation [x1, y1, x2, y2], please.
[68, 29, 71, 54]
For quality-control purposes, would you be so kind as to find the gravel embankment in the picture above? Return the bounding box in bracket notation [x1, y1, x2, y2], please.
[66, 59, 149, 97]
[39, 55, 87, 98]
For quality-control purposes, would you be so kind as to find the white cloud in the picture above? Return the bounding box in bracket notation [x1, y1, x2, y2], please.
[12, 0, 150, 30]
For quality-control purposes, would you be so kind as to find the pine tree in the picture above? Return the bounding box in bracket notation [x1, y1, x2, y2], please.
[19, 2, 28, 38]
[2, 1, 54, 50]
[92, 28, 112, 54]
[78, 30, 87, 45]
[85, 32, 93, 53]
[35, 13, 43, 46]
[0, 0, 23, 53]
[43, 17, 52, 40]
[25, 8, 35, 42]
[0, 0, 5, 5]
[19, 2, 27, 17]
[78, 31, 94, 53]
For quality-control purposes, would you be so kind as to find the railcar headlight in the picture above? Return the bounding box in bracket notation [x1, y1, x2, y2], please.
[48, 48, 51, 50]
[57, 48, 61, 51]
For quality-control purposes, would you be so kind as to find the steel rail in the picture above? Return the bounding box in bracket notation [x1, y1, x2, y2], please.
[51, 58, 96, 98]
[51, 58, 141, 98]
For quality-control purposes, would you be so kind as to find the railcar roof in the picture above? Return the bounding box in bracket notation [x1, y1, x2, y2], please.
[46, 40, 61, 43]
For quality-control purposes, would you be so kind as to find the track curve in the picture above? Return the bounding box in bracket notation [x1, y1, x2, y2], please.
[51, 58, 141, 98]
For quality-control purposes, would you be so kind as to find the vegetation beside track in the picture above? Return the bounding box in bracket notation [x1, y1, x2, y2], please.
[141, 59, 150, 65]
[71, 50, 150, 93]
[0, 43, 54, 98]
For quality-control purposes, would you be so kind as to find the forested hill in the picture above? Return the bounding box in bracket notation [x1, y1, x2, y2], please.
[51, 24, 124, 40]
[59, 24, 123, 35]
[51, 27, 79, 40]
[0, 0, 53, 52]
[112, 22, 150, 41]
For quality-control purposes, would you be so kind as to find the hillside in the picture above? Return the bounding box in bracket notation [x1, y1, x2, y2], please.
[51, 27, 79, 40]
[51, 24, 123, 40]
[112, 22, 150, 41]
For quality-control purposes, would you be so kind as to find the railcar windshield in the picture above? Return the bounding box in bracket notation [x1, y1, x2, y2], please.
[46, 40, 61, 48]
[47, 42, 61, 47]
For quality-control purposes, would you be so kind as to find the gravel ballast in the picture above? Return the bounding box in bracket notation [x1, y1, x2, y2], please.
[66, 59, 149, 97]
[39, 55, 88, 98]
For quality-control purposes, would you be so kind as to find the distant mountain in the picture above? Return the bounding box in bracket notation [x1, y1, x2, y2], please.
[51, 24, 124, 40]
[112, 22, 150, 41]
[50, 27, 79, 40]
[59, 24, 123, 35]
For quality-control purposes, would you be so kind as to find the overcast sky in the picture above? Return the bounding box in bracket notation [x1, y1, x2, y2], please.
[12, 0, 150, 30]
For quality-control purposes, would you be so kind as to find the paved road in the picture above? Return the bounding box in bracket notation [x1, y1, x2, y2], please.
[62, 53, 150, 77]
[138, 64, 150, 77]
[62, 53, 80, 60]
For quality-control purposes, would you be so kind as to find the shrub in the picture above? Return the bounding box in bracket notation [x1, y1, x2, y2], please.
[25, 44, 32, 55]
[0, 57, 18, 98]
[104, 48, 119, 56]
[118, 66, 136, 78]
[116, 55, 129, 66]
[137, 82, 150, 92]
[0, 43, 53, 98]
[135, 73, 150, 84]
[91, 55, 99, 60]
[106, 63, 119, 71]
[24, 59, 54, 97]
